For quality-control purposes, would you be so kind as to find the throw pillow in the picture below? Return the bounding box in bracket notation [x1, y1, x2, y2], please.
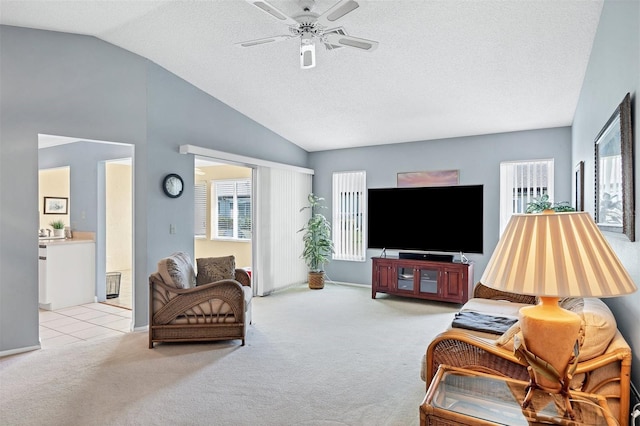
[494, 298, 616, 361]
[157, 252, 196, 289]
[196, 255, 235, 286]
[563, 297, 617, 361]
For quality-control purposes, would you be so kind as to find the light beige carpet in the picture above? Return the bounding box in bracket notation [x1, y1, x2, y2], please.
[0, 283, 458, 426]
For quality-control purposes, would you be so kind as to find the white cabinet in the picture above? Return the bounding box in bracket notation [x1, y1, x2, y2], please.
[38, 240, 95, 310]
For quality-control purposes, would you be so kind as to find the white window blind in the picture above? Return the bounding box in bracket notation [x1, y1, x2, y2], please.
[332, 171, 366, 261]
[194, 181, 207, 238]
[499, 159, 554, 235]
[254, 166, 311, 295]
[214, 179, 252, 240]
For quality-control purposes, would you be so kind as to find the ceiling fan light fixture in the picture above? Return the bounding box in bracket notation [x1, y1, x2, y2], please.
[300, 42, 316, 69]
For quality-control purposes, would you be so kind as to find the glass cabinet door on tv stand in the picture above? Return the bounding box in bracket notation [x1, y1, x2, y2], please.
[397, 266, 414, 291]
[396, 265, 439, 295]
[418, 268, 439, 295]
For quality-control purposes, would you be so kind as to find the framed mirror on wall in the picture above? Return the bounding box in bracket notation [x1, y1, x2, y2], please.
[575, 161, 584, 211]
[594, 92, 634, 242]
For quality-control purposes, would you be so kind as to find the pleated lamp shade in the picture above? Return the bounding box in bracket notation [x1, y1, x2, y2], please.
[480, 211, 637, 298]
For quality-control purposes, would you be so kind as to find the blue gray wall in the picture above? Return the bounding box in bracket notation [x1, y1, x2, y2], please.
[309, 127, 572, 286]
[572, 0, 640, 389]
[0, 25, 307, 353]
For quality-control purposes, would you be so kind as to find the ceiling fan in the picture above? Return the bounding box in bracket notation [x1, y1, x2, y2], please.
[236, 0, 379, 69]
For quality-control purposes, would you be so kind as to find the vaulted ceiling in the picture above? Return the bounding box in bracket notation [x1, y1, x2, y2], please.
[0, 0, 603, 152]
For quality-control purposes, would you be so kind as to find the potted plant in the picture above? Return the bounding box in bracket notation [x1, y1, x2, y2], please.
[299, 193, 334, 289]
[49, 220, 65, 237]
[525, 194, 575, 213]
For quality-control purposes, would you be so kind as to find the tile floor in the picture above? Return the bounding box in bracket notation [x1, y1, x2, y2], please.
[39, 302, 132, 349]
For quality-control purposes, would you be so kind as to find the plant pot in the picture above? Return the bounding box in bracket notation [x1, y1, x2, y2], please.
[53, 228, 64, 237]
[308, 271, 325, 290]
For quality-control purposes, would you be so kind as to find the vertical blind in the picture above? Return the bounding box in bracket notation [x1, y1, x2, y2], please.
[254, 167, 311, 295]
[332, 171, 366, 261]
[499, 159, 554, 235]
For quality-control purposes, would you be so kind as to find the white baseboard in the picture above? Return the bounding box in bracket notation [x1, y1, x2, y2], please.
[256, 280, 368, 297]
[257, 281, 307, 296]
[0, 344, 41, 358]
[327, 281, 369, 288]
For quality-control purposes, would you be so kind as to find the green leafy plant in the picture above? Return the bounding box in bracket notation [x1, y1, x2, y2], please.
[298, 193, 334, 272]
[525, 194, 575, 213]
[49, 220, 65, 229]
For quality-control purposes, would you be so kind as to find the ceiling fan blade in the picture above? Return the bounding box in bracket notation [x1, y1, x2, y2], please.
[316, 0, 360, 27]
[235, 35, 294, 48]
[323, 33, 378, 51]
[244, 0, 298, 26]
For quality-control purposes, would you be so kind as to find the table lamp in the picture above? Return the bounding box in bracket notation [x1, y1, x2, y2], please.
[480, 210, 637, 416]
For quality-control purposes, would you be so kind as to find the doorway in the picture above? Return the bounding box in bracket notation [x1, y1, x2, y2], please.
[181, 142, 314, 295]
[38, 134, 135, 316]
[193, 158, 253, 279]
[104, 158, 133, 309]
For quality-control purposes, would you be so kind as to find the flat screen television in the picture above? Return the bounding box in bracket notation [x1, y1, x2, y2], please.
[367, 185, 483, 254]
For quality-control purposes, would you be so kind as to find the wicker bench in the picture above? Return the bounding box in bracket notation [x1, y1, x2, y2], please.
[424, 283, 632, 426]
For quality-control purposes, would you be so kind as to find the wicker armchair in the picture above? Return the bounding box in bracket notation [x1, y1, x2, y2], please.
[149, 253, 252, 348]
[425, 283, 632, 426]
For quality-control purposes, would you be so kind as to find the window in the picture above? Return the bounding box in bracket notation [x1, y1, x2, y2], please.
[214, 179, 251, 240]
[194, 181, 207, 238]
[500, 159, 554, 235]
[332, 171, 366, 261]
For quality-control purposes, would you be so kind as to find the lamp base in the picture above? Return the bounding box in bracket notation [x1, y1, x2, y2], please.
[517, 297, 582, 418]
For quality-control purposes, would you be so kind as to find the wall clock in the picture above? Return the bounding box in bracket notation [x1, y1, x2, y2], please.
[162, 173, 184, 198]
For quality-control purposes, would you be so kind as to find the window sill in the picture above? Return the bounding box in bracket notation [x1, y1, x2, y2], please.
[212, 238, 251, 243]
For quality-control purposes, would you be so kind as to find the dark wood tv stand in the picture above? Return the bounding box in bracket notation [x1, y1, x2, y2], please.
[371, 256, 474, 304]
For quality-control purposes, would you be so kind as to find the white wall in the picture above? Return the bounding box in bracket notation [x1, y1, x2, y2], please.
[105, 162, 132, 271]
[38, 167, 70, 231]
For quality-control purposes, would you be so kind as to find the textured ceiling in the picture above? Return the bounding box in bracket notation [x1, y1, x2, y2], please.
[0, 0, 603, 152]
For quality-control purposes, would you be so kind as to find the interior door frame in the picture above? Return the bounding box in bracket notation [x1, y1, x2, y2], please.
[182, 144, 314, 296]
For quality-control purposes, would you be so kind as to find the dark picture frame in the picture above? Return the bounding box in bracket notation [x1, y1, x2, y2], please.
[43, 196, 68, 215]
[594, 93, 634, 241]
[575, 161, 584, 211]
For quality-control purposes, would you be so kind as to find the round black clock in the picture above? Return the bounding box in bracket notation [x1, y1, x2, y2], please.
[162, 173, 184, 198]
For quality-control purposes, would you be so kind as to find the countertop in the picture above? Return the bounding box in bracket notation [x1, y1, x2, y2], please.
[38, 231, 95, 247]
